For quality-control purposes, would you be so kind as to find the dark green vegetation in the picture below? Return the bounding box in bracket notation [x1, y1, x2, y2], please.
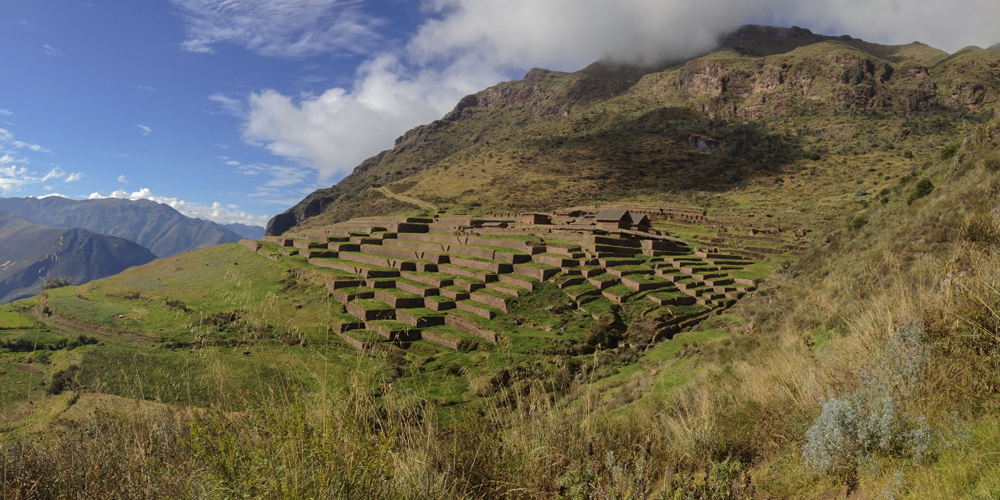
[3, 26, 1000, 499]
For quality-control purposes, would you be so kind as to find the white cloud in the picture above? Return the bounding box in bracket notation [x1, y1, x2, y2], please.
[0, 109, 12, 116]
[117, 175, 129, 184]
[65, 172, 83, 182]
[41, 168, 65, 182]
[171, 0, 383, 57]
[137, 124, 151, 136]
[87, 187, 269, 226]
[208, 93, 246, 117]
[0, 161, 74, 194]
[138, 85, 155, 92]
[232, 0, 1000, 185]
[42, 44, 64, 57]
[38, 193, 69, 199]
[0, 128, 50, 153]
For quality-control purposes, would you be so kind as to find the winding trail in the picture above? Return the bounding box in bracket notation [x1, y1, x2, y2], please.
[374, 186, 438, 213]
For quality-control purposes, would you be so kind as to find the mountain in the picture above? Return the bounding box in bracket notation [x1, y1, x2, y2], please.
[0, 197, 244, 258]
[268, 25, 1000, 235]
[221, 222, 266, 240]
[0, 211, 156, 303]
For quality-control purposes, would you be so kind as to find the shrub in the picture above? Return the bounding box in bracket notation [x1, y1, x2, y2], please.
[48, 364, 80, 395]
[907, 178, 934, 205]
[42, 277, 72, 290]
[802, 321, 932, 477]
[849, 216, 868, 231]
[940, 141, 962, 160]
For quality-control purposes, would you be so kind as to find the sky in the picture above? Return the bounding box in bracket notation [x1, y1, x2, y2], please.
[1, 1, 998, 227]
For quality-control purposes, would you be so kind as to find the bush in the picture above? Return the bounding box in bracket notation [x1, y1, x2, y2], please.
[42, 277, 72, 290]
[907, 178, 934, 205]
[940, 141, 962, 160]
[803, 321, 932, 477]
[48, 364, 80, 395]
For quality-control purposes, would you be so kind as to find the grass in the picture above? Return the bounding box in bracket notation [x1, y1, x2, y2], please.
[47, 296, 134, 328]
[0, 312, 32, 329]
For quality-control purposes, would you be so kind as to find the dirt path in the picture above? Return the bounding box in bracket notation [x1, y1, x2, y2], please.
[374, 186, 438, 213]
[33, 296, 156, 347]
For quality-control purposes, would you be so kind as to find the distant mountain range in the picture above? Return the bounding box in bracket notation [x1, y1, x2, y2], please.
[0, 211, 157, 304]
[0, 197, 261, 258]
[221, 222, 266, 240]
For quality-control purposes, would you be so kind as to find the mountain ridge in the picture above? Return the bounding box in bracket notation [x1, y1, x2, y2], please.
[0, 211, 157, 303]
[267, 25, 1000, 236]
[0, 197, 246, 258]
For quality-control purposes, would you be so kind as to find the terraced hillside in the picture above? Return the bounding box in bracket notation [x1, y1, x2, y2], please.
[250, 207, 799, 354]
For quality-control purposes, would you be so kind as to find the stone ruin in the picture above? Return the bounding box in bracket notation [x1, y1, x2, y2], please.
[241, 205, 796, 355]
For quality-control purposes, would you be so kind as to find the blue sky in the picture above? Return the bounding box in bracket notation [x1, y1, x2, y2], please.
[1, 0, 996, 226]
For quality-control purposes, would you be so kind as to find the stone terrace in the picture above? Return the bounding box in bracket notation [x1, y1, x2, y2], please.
[249, 209, 764, 352]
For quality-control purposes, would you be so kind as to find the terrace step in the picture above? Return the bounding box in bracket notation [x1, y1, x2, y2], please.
[440, 286, 470, 301]
[338, 330, 382, 350]
[373, 289, 425, 309]
[395, 308, 446, 328]
[497, 273, 536, 291]
[346, 300, 395, 321]
[367, 320, 418, 341]
[486, 281, 527, 297]
[331, 287, 376, 304]
[424, 296, 456, 311]
[512, 263, 560, 281]
[469, 290, 513, 313]
[455, 299, 498, 320]
[444, 313, 498, 343]
[587, 275, 620, 290]
[646, 293, 696, 306]
[621, 275, 674, 292]
[400, 272, 454, 288]
[557, 276, 586, 289]
[438, 263, 497, 282]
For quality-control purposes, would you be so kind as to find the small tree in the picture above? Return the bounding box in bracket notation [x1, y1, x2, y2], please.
[42, 276, 72, 290]
[907, 179, 934, 205]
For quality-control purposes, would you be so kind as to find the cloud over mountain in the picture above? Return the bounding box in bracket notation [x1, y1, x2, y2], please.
[188, 0, 1000, 182]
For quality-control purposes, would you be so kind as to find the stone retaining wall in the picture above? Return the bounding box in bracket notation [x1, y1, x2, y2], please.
[445, 314, 498, 343]
[373, 291, 424, 309]
[456, 301, 495, 319]
[420, 330, 461, 350]
[395, 310, 446, 328]
[346, 302, 395, 321]
[512, 264, 558, 280]
[469, 292, 509, 313]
